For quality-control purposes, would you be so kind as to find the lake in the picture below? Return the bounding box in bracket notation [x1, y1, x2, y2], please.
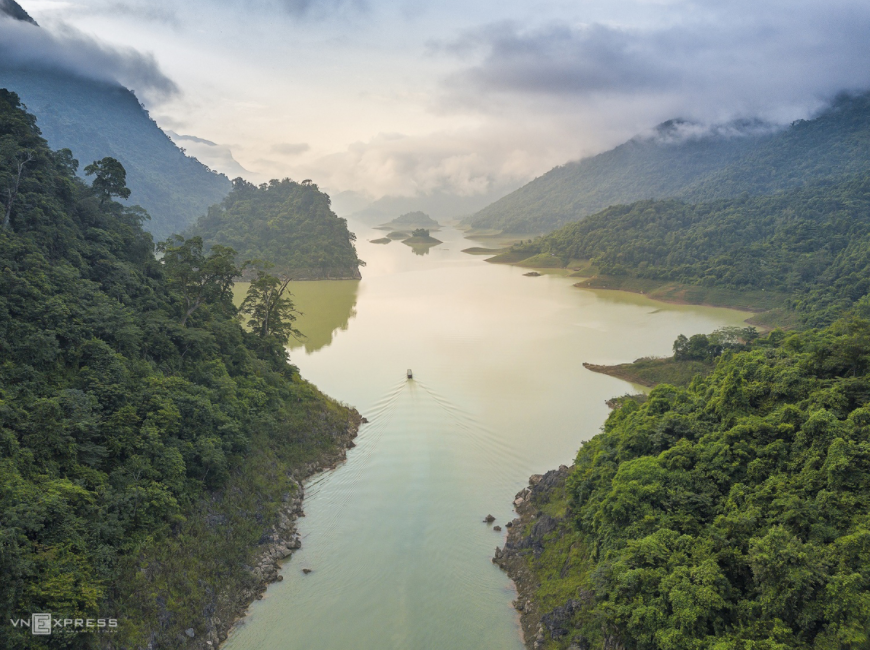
[222, 222, 750, 650]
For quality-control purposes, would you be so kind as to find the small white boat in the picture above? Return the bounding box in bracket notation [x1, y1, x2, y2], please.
[407, 369, 413, 379]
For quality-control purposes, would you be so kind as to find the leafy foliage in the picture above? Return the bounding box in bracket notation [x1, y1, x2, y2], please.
[513, 173, 870, 325]
[83, 157, 131, 203]
[556, 319, 870, 650]
[0, 90, 353, 648]
[0, 71, 231, 238]
[464, 92, 870, 234]
[189, 177, 363, 279]
[239, 262, 301, 344]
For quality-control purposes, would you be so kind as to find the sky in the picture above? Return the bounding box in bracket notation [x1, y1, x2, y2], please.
[8, 0, 870, 207]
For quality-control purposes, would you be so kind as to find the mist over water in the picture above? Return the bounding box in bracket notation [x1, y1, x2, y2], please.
[222, 223, 750, 650]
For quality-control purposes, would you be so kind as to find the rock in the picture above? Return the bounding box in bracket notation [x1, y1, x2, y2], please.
[347, 440, 356, 448]
[529, 474, 544, 485]
[361, 417, 369, 423]
[185, 628, 195, 638]
[493, 525, 502, 532]
[541, 599, 583, 639]
[514, 497, 524, 506]
[302, 568, 313, 574]
[505, 521, 513, 528]
[483, 514, 496, 523]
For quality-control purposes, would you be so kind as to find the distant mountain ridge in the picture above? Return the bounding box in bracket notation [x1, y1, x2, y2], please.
[464, 92, 870, 234]
[0, 0, 36, 24]
[0, 5, 231, 239]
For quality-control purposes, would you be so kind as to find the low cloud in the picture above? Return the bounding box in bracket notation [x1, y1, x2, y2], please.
[271, 142, 311, 155]
[0, 16, 178, 100]
[292, 125, 577, 200]
[438, 1, 870, 125]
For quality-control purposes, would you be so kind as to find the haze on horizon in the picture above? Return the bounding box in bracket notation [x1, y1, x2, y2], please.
[7, 0, 870, 212]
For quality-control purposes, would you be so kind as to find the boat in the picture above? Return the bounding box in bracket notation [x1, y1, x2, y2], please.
[407, 369, 413, 379]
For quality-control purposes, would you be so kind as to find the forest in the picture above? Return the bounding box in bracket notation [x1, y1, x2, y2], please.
[188, 177, 364, 280]
[0, 89, 356, 648]
[0, 68, 232, 239]
[501, 173, 870, 326]
[464, 92, 870, 235]
[525, 315, 870, 650]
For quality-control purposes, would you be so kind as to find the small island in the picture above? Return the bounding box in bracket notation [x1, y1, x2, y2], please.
[402, 228, 443, 245]
[376, 210, 441, 232]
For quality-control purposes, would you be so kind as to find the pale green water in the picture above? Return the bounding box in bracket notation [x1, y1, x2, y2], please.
[222, 223, 750, 650]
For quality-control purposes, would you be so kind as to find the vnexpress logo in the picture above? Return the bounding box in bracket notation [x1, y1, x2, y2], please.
[31, 613, 52, 635]
[9, 613, 118, 635]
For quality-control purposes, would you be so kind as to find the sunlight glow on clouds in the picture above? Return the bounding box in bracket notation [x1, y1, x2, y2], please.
[9, 0, 870, 210]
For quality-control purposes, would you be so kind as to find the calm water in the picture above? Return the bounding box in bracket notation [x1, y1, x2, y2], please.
[223, 223, 750, 650]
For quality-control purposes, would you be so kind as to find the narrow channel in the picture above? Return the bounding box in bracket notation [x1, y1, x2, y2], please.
[222, 223, 750, 650]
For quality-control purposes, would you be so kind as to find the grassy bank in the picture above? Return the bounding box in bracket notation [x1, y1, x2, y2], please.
[583, 357, 713, 387]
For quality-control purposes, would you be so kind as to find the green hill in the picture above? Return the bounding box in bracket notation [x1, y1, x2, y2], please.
[189, 178, 364, 280]
[504, 318, 870, 650]
[498, 173, 870, 325]
[0, 69, 231, 239]
[464, 93, 870, 234]
[0, 90, 357, 649]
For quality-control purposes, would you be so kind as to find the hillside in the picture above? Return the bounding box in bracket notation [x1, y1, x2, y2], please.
[464, 93, 870, 234]
[377, 210, 440, 230]
[0, 90, 358, 649]
[494, 173, 870, 325]
[189, 178, 364, 280]
[0, 69, 231, 239]
[498, 318, 870, 650]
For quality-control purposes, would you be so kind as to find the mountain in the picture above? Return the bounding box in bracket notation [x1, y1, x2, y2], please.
[0, 68, 231, 239]
[0, 88, 358, 649]
[349, 186, 517, 225]
[189, 178, 364, 280]
[376, 210, 440, 230]
[0, 0, 35, 24]
[496, 172, 870, 326]
[0, 5, 231, 239]
[464, 93, 870, 234]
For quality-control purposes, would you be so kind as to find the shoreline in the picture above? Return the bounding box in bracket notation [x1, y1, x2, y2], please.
[206, 412, 363, 649]
[582, 361, 658, 387]
[493, 466, 574, 650]
[484, 254, 789, 326]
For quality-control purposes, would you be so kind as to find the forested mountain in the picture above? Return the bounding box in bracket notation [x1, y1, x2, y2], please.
[498, 173, 870, 326]
[508, 318, 870, 650]
[464, 92, 870, 234]
[0, 69, 231, 239]
[189, 178, 364, 280]
[0, 90, 356, 648]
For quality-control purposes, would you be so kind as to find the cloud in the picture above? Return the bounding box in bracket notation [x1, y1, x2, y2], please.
[165, 130, 257, 180]
[0, 17, 178, 99]
[271, 142, 311, 155]
[293, 125, 575, 200]
[437, 1, 870, 124]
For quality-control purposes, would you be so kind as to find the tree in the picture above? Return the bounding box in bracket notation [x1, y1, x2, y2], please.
[157, 235, 240, 326]
[84, 157, 131, 203]
[239, 262, 302, 343]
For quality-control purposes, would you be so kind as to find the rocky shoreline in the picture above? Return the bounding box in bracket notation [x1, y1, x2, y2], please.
[493, 465, 576, 650]
[197, 413, 363, 649]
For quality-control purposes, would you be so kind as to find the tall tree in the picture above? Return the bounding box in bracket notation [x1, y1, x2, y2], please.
[157, 235, 240, 326]
[85, 156, 132, 204]
[240, 262, 301, 343]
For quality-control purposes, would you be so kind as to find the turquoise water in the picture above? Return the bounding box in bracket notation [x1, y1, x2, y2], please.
[222, 223, 751, 650]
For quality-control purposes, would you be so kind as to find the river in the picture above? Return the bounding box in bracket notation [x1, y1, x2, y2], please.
[223, 222, 750, 650]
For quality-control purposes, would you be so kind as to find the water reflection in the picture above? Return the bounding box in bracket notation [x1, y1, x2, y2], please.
[233, 280, 359, 353]
[403, 241, 441, 256]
